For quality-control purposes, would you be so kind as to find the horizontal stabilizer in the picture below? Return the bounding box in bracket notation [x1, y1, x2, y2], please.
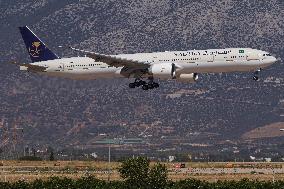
[10, 61, 47, 72]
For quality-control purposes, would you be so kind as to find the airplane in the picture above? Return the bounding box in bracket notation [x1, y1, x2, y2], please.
[280, 129, 284, 131]
[16, 26, 278, 90]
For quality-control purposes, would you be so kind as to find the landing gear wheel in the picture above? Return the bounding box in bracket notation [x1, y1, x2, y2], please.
[130, 77, 159, 90]
[153, 82, 159, 88]
[139, 80, 146, 86]
[142, 85, 149, 90]
[253, 76, 259, 81]
[129, 83, 136, 88]
[148, 84, 154, 89]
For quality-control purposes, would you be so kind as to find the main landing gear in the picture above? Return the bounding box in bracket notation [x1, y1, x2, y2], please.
[253, 69, 261, 81]
[129, 78, 159, 90]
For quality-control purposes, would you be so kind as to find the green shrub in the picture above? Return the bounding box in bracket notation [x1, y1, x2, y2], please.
[18, 156, 42, 161]
[148, 163, 168, 189]
[119, 157, 149, 188]
[118, 157, 168, 189]
[0, 177, 284, 189]
[12, 180, 30, 189]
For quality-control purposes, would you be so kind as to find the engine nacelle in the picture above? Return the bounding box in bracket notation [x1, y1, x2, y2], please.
[176, 73, 198, 83]
[149, 63, 176, 79]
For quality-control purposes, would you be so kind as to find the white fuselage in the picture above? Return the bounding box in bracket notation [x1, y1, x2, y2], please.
[22, 48, 276, 80]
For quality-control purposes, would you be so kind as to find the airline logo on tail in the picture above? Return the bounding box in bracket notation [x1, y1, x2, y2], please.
[29, 41, 42, 57]
[19, 26, 59, 62]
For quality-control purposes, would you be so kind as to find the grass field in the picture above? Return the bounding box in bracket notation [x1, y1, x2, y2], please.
[0, 160, 283, 182]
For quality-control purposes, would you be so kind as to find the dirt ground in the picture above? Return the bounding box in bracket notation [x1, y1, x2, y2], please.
[0, 161, 283, 182]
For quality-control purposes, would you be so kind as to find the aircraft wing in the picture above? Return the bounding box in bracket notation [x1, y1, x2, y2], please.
[70, 47, 150, 69]
[10, 61, 47, 72]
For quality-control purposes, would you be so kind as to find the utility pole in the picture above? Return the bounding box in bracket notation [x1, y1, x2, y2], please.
[108, 141, 111, 182]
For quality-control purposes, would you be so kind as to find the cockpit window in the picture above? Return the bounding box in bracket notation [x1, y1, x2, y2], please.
[263, 54, 272, 56]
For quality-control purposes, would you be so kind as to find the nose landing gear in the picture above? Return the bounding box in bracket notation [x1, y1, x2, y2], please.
[253, 75, 259, 81]
[253, 69, 261, 81]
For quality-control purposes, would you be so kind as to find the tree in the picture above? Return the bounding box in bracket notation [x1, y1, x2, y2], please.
[148, 163, 168, 189]
[118, 157, 149, 189]
[49, 151, 55, 161]
[118, 157, 168, 189]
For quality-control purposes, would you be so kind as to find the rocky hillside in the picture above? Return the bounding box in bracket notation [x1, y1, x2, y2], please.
[0, 0, 283, 153]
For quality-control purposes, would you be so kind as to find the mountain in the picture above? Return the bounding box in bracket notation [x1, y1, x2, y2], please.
[0, 0, 283, 158]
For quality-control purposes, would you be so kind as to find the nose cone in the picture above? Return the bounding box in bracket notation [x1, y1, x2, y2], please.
[271, 56, 277, 63]
[266, 56, 277, 67]
[260, 55, 278, 68]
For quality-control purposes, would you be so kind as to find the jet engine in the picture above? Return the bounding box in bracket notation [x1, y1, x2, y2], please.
[176, 73, 198, 83]
[149, 63, 176, 79]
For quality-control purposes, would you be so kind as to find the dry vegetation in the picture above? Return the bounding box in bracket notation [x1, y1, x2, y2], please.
[242, 122, 284, 139]
[0, 161, 283, 182]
